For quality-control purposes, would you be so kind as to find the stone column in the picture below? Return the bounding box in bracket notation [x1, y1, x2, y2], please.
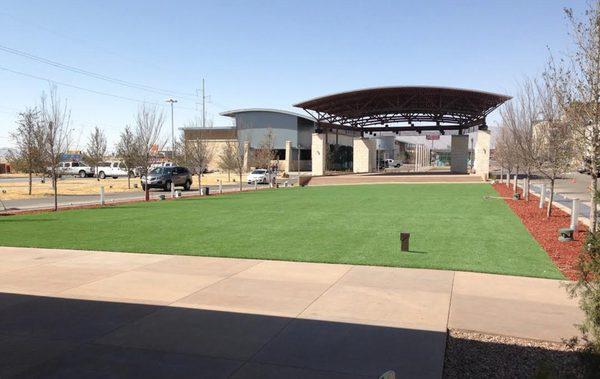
[243, 141, 250, 172]
[284, 140, 292, 173]
[473, 130, 491, 180]
[311, 133, 326, 176]
[353, 137, 376, 173]
[450, 135, 469, 174]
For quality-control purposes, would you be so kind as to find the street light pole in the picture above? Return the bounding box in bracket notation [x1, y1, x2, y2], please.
[297, 144, 302, 186]
[165, 98, 178, 160]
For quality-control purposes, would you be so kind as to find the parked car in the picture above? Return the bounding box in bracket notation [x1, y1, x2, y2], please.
[141, 166, 192, 191]
[247, 169, 272, 184]
[96, 161, 129, 179]
[48, 161, 95, 178]
[384, 159, 403, 168]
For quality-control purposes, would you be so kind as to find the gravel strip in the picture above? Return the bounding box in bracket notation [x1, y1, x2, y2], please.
[443, 329, 586, 378]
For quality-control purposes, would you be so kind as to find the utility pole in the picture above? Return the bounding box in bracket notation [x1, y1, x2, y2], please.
[202, 78, 206, 128]
[165, 98, 178, 160]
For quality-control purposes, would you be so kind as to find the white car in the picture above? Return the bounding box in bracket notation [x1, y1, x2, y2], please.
[49, 161, 94, 178]
[385, 159, 403, 168]
[247, 169, 272, 184]
[96, 161, 129, 179]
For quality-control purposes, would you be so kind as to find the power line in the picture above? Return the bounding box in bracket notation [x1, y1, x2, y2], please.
[0, 64, 198, 112]
[0, 44, 198, 100]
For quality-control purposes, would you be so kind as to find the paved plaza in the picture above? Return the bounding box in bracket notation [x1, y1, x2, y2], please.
[0, 247, 583, 378]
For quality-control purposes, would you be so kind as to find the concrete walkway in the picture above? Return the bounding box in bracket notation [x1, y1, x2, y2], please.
[0, 247, 583, 378]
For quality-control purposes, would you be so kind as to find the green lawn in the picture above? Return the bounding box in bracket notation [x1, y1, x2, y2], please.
[0, 183, 563, 279]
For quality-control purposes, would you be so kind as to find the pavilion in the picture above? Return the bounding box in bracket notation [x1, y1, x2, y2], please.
[294, 86, 510, 178]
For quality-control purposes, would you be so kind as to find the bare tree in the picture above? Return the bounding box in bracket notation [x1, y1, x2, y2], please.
[10, 108, 44, 195]
[546, 2, 600, 231]
[493, 126, 518, 186]
[500, 78, 542, 201]
[85, 126, 107, 177]
[535, 79, 575, 217]
[135, 104, 165, 201]
[218, 140, 238, 182]
[252, 128, 276, 169]
[40, 87, 71, 211]
[116, 125, 139, 189]
[220, 139, 248, 192]
[176, 125, 215, 194]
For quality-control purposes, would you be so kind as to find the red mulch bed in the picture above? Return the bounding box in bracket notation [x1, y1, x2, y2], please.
[493, 183, 584, 280]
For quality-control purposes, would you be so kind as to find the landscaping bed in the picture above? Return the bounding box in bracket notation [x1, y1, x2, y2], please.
[492, 183, 584, 280]
[443, 329, 586, 378]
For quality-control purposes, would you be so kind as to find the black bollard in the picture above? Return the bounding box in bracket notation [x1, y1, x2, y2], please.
[400, 232, 410, 252]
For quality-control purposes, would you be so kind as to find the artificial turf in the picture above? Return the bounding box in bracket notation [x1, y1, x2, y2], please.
[0, 183, 563, 279]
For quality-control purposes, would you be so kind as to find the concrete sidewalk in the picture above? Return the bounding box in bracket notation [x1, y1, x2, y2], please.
[0, 247, 583, 378]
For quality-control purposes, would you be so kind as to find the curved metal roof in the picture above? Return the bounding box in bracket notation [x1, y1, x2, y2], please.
[220, 108, 316, 122]
[294, 86, 511, 132]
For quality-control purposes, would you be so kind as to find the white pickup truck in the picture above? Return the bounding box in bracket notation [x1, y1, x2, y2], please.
[49, 161, 95, 178]
[95, 161, 129, 179]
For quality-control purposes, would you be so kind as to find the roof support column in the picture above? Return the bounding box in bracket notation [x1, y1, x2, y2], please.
[473, 129, 491, 180]
[353, 137, 376, 173]
[450, 135, 469, 174]
[311, 133, 326, 176]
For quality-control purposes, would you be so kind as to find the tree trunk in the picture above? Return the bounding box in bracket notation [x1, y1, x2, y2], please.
[547, 179, 555, 218]
[127, 173, 131, 189]
[228, 170, 231, 182]
[590, 172, 598, 232]
[52, 170, 58, 212]
[239, 171, 242, 192]
[28, 170, 32, 196]
[525, 172, 530, 201]
[198, 173, 202, 195]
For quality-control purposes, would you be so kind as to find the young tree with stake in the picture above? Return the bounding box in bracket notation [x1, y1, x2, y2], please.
[85, 126, 107, 178]
[10, 108, 44, 195]
[116, 125, 139, 189]
[176, 126, 214, 193]
[40, 87, 71, 212]
[135, 104, 165, 201]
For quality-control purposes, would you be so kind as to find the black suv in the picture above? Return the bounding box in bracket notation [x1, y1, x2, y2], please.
[141, 166, 193, 191]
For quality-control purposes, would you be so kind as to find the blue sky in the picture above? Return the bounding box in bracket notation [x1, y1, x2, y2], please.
[0, 0, 586, 150]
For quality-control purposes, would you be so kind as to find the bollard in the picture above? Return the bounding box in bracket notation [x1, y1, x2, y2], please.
[170, 181, 175, 198]
[254, 180, 258, 190]
[570, 199, 580, 230]
[513, 174, 518, 192]
[99, 186, 105, 206]
[539, 183, 546, 209]
[400, 232, 410, 252]
[218, 180, 222, 195]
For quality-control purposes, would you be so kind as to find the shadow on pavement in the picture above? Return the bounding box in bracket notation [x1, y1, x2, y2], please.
[0, 292, 445, 379]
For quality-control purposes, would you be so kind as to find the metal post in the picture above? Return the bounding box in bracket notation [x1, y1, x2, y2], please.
[507, 172, 511, 187]
[99, 186, 104, 206]
[254, 180, 257, 190]
[297, 144, 302, 186]
[539, 183, 546, 208]
[165, 98, 178, 160]
[170, 181, 175, 198]
[218, 180, 222, 194]
[570, 199, 580, 230]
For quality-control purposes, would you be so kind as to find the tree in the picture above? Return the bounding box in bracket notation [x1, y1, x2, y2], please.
[84, 126, 107, 177]
[547, 2, 600, 232]
[40, 87, 71, 211]
[500, 78, 541, 201]
[220, 139, 248, 192]
[493, 125, 518, 186]
[218, 140, 237, 182]
[176, 125, 215, 194]
[134, 104, 165, 201]
[116, 125, 138, 189]
[535, 78, 575, 217]
[252, 128, 276, 169]
[10, 108, 44, 195]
